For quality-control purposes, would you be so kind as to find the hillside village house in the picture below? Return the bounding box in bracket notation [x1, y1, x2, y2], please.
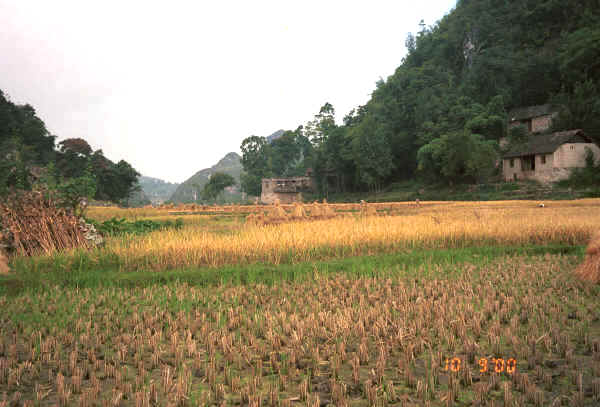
[507, 104, 560, 134]
[501, 103, 600, 183]
[502, 129, 600, 183]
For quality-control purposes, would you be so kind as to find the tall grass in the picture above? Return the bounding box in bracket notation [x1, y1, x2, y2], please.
[19, 200, 600, 273]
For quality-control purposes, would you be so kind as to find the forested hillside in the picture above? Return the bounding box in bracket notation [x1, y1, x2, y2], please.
[240, 0, 600, 195]
[0, 90, 141, 206]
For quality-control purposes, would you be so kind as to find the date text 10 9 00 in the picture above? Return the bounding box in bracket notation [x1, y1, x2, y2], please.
[443, 357, 517, 374]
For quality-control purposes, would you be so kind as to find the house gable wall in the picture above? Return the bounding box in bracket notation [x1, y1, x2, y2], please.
[503, 143, 600, 183]
[553, 143, 600, 169]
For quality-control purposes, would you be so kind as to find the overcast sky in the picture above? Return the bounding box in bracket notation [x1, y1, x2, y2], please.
[1, 0, 456, 183]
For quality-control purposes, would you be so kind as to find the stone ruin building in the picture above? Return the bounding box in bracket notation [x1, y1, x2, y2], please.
[260, 177, 314, 204]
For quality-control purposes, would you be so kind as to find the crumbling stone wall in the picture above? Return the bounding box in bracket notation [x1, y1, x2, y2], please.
[531, 115, 554, 133]
[261, 177, 314, 204]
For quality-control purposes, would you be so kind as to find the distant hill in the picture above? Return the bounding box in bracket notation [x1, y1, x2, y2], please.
[138, 176, 180, 205]
[124, 187, 152, 207]
[169, 152, 243, 203]
[266, 129, 285, 143]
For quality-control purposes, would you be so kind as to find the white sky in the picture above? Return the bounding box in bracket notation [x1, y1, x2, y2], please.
[0, 0, 456, 183]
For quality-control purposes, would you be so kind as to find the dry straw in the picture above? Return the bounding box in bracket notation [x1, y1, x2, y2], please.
[268, 199, 289, 223]
[290, 202, 307, 221]
[0, 246, 9, 274]
[574, 233, 600, 284]
[0, 190, 91, 257]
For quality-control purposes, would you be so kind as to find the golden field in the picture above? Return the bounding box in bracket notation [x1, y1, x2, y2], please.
[80, 199, 600, 272]
[3, 199, 600, 406]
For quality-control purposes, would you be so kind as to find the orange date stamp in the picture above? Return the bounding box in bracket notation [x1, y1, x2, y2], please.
[443, 357, 517, 374]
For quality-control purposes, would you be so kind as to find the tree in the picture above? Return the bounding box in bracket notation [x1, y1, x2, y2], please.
[417, 131, 498, 184]
[113, 160, 142, 205]
[0, 137, 34, 194]
[87, 149, 140, 204]
[270, 131, 301, 177]
[55, 138, 93, 179]
[0, 93, 56, 165]
[0, 91, 56, 195]
[56, 168, 97, 217]
[202, 172, 236, 202]
[305, 103, 336, 147]
[349, 115, 394, 191]
[551, 80, 600, 143]
[38, 162, 96, 216]
[558, 26, 600, 85]
[240, 135, 271, 196]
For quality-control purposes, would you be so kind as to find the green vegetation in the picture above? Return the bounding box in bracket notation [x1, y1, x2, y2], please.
[170, 152, 243, 204]
[0, 92, 141, 205]
[1, 251, 598, 405]
[558, 147, 600, 190]
[85, 216, 184, 237]
[1, 201, 598, 405]
[305, 179, 599, 203]
[3, 0, 600, 403]
[200, 172, 236, 202]
[137, 175, 179, 204]
[0, 245, 582, 296]
[241, 0, 600, 196]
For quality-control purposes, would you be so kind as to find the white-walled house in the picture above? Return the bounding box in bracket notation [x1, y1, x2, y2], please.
[502, 129, 600, 183]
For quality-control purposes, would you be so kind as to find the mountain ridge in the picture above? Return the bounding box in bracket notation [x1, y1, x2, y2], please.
[138, 176, 180, 205]
[169, 152, 243, 203]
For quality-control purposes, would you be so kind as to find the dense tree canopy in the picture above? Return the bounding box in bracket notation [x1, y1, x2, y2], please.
[240, 0, 600, 195]
[201, 172, 236, 202]
[0, 90, 141, 206]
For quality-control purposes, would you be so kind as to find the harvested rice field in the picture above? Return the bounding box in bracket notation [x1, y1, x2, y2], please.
[1, 199, 599, 406]
[19, 199, 600, 273]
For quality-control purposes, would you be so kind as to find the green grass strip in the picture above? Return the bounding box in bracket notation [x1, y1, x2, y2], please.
[0, 244, 584, 296]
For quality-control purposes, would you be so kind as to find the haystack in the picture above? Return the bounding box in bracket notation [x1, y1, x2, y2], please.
[0, 252, 9, 274]
[360, 200, 377, 217]
[574, 234, 600, 284]
[245, 213, 257, 226]
[310, 201, 323, 219]
[321, 199, 335, 219]
[267, 199, 288, 223]
[0, 234, 9, 274]
[291, 202, 307, 220]
[255, 212, 266, 226]
[0, 190, 95, 257]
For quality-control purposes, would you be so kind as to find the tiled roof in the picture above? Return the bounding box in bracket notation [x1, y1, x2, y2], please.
[507, 104, 561, 122]
[503, 129, 591, 158]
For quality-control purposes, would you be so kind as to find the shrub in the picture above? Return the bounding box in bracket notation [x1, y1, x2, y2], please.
[86, 217, 184, 237]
